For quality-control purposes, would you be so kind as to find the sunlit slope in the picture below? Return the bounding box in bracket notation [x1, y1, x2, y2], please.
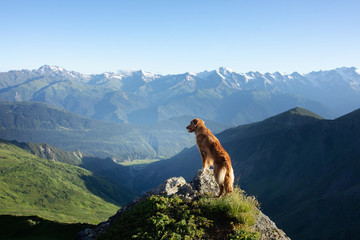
[0, 140, 127, 224]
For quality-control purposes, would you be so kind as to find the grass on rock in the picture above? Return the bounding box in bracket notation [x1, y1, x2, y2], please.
[99, 187, 260, 240]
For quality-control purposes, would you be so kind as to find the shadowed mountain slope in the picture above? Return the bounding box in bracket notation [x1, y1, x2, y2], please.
[132, 107, 360, 240]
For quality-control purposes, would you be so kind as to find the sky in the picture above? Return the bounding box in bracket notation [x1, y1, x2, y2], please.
[1, 0, 359, 75]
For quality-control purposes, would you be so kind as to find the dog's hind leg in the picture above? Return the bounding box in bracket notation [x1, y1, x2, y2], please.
[218, 184, 224, 198]
[214, 166, 227, 197]
[224, 166, 234, 194]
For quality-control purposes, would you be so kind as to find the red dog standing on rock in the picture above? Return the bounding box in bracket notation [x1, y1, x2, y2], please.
[186, 118, 234, 197]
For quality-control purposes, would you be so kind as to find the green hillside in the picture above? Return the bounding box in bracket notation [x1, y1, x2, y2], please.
[9, 140, 82, 165]
[0, 140, 131, 224]
[133, 107, 360, 240]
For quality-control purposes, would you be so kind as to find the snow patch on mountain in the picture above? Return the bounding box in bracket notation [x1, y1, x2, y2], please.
[36, 65, 90, 80]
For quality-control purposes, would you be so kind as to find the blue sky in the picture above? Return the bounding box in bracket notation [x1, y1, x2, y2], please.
[1, 0, 359, 74]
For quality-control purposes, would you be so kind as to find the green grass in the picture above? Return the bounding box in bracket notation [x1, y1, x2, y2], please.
[199, 188, 260, 226]
[0, 214, 93, 240]
[98, 188, 260, 240]
[0, 141, 121, 224]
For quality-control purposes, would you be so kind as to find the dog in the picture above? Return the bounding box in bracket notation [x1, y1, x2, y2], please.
[186, 118, 234, 197]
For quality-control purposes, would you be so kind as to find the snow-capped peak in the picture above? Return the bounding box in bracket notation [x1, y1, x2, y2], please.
[102, 72, 123, 79]
[218, 67, 234, 74]
[273, 71, 288, 77]
[215, 69, 226, 79]
[35, 65, 90, 80]
[118, 69, 159, 83]
[140, 70, 156, 79]
[38, 65, 65, 73]
[334, 66, 359, 76]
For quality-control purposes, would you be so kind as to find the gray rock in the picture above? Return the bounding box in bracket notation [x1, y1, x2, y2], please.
[148, 176, 187, 196]
[190, 168, 220, 195]
[254, 212, 291, 240]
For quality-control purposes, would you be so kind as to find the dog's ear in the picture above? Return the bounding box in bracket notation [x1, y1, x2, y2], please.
[192, 119, 198, 125]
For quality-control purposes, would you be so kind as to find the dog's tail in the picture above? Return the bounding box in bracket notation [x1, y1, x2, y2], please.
[224, 164, 234, 193]
[216, 161, 234, 194]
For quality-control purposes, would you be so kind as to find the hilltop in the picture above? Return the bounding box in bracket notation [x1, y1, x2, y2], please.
[77, 169, 290, 240]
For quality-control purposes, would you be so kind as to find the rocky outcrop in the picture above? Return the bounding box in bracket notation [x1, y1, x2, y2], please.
[255, 212, 290, 240]
[77, 169, 290, 240]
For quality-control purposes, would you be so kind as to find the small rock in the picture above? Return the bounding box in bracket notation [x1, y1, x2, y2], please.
[148, 176, 187, 196]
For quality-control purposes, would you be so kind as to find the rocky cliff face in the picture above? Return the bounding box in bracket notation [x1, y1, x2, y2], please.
[77, 169, 290, 240]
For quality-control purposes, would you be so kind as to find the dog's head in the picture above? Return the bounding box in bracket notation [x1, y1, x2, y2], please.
[186, 118, 204, 133]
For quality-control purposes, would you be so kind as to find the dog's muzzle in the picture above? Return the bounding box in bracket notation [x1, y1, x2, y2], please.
[186, 125, 194, 133]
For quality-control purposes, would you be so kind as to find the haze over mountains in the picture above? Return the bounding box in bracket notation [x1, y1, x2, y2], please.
[1, 65, 360, 126]
[0, 101, 229, 160]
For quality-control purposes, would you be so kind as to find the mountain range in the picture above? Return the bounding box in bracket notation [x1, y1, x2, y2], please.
[2, 65, 359, 126]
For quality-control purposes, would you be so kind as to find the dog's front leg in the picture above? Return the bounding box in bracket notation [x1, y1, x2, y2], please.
[201, 151, 210, 169]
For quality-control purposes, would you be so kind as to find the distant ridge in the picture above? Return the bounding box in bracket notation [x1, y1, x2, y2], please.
[261, 107, 323, 124]
[255, 107, 324, 131]
[335, 108, 360, 121]
[0, 101, 208, 160]
[285, 107, 323, 119]
[0, 101, 96, 130]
